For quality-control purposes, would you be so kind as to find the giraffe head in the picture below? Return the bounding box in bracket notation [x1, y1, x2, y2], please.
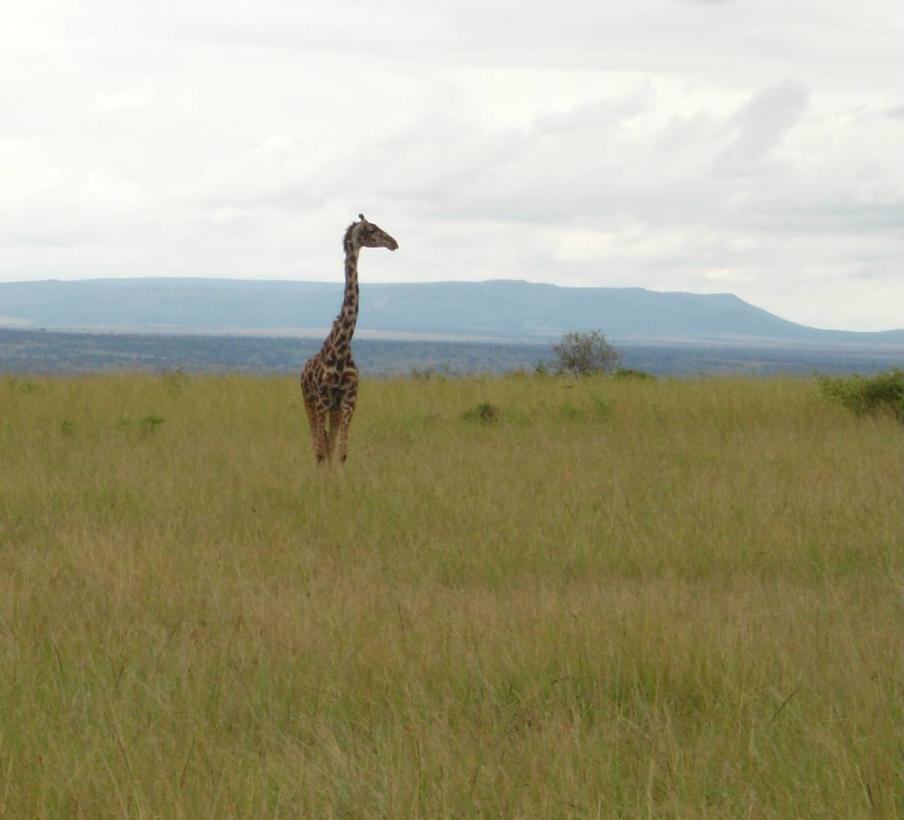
[348, 214, 399, 251]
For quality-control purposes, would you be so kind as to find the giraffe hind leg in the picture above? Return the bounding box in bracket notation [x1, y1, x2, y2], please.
[313, 409, 330, 464]
[336, 402, 355, 464]
[326, 407, 342, 461]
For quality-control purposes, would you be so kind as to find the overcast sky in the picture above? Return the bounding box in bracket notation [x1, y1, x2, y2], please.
[2, 0, 902, 330]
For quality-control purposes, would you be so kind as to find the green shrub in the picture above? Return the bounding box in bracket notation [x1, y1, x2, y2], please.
[463, 402, 501, 423]
[592, 395, 612, 420]
[820, 370, 904, 422]
[614, 368, 655, 381]
[410, 365, 451, 381]
[553, 331, 620, 376]
[139, 414, 166, 431]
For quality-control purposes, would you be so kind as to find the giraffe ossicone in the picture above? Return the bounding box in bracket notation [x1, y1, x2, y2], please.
[300, 215, 398, 464]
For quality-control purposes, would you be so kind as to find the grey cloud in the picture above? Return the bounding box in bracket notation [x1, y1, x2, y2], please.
[851, 268, 903, 281]
[714, 82, 808, 176]
[886, 103, 904, 119]
[534, 87, 653, 134]
[355, 87, 903, 266]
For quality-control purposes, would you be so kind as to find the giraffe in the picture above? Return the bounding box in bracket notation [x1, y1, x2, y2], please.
[300, 214, 398, 464]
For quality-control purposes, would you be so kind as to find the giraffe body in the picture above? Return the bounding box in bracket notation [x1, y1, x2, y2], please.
[301, 214, 398, 463]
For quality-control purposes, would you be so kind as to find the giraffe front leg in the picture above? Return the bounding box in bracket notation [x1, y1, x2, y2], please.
[335, 368, 358, 464]
[336, 402, 355, 464]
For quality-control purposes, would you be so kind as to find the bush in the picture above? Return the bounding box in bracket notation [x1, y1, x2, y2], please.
[410, 365, 451, 381]
[552, 331, 620, 376]
[819, 370, 904, 422]
[463, 402, 501, 423]
[140, 414, 166, 432]
[614, 368, 655, 381]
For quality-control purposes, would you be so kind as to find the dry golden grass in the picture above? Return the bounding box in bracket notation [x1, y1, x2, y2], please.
[0, 372, 902, 817]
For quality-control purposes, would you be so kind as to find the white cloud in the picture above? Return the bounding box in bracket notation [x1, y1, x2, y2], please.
[0, 0, 902, 331]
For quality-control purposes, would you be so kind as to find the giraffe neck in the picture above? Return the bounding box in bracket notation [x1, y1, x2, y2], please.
[324, 235, 360, 357]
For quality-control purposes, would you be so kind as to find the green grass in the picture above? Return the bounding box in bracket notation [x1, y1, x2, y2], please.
[0, 373, 902, 817]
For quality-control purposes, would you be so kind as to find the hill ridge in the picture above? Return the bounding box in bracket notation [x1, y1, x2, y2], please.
[1, 278, 902, 346]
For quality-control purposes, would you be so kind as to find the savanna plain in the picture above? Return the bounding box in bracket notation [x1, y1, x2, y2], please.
[0, 372, 901, 818]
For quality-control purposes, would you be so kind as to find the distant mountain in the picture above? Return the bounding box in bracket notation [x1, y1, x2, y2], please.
[1, 278, 903, 348]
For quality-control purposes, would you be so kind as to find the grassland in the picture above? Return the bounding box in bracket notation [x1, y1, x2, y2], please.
[0, 373, 901, 817]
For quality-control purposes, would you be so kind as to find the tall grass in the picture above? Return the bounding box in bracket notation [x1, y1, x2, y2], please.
[0, 373, 902, 817]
